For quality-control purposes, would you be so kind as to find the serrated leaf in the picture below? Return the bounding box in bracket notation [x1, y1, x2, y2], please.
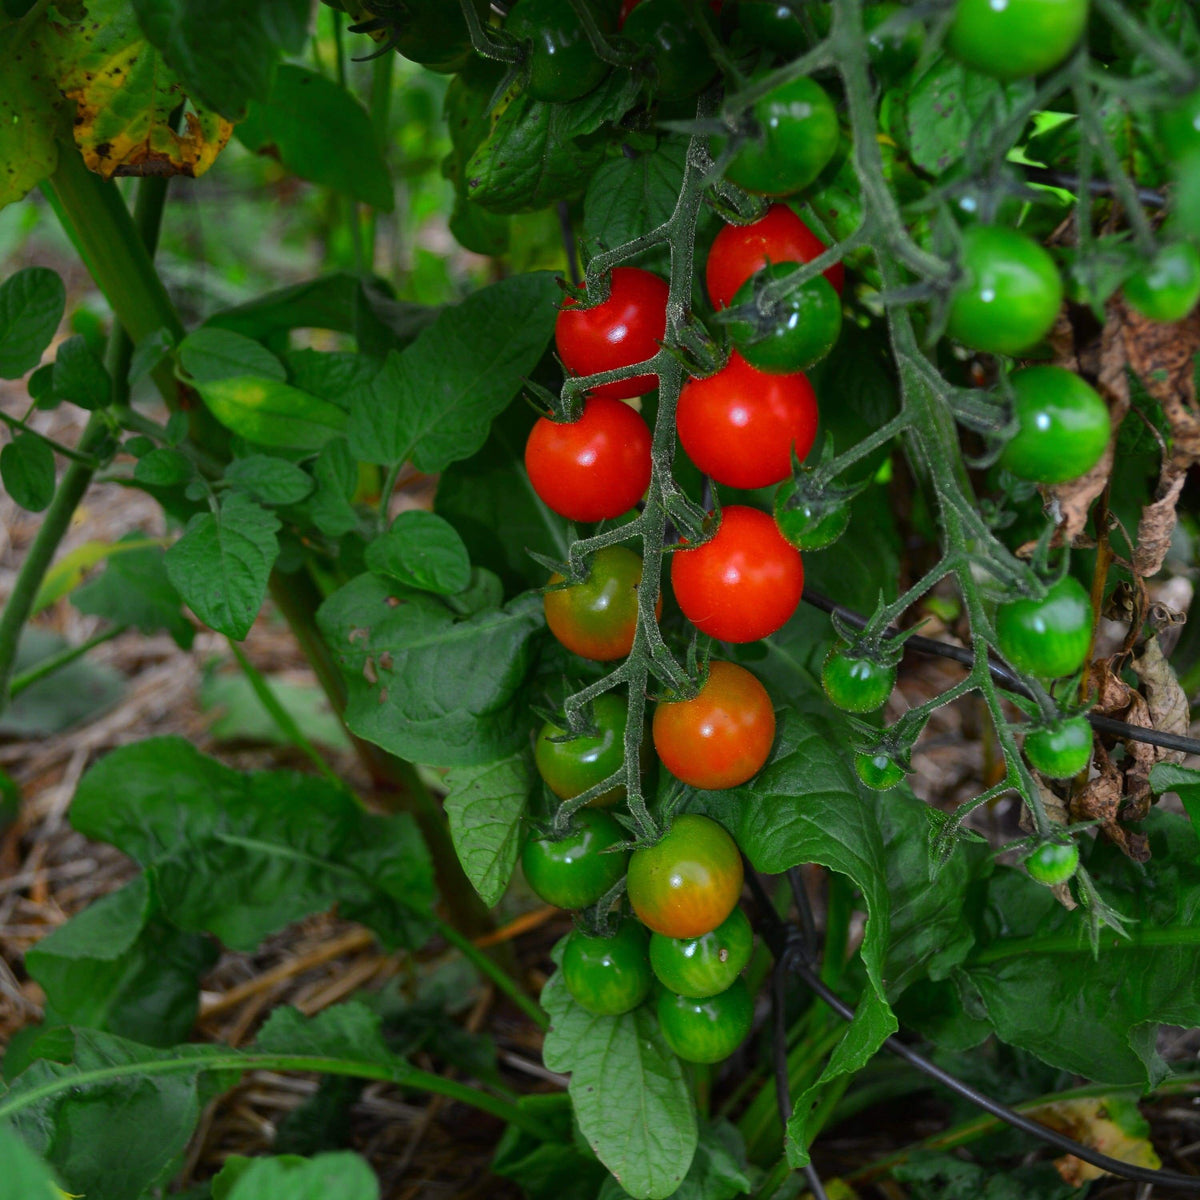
[282, 348, 378, 404]
[52, 335, 112, 410]
[165, 491, 280, 640]
[347, 271, 558, 471]
[299, 437, 360, 538]
[225, 454, 313, 505]
[1, 434, 56, 512]
[178, 326, 286, 383]
[444, 754, 532, 906]
[0, 22, 62, 211]
[582, 138, 687, 255]
[597, 1121, 751, 1200]
[541, 966, 697, 1200]
[237, 65, 392, 210]
[0, 268, 65, 378]
[317, 574, 543, 767]
[365, 511, 471, 595]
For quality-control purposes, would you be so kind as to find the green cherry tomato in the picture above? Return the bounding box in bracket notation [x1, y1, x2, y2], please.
[535, 693, 630, 808]
[736, 0, 808, 58]
[864, 3, 923, 81]
[727, 263, 843, 374]
[1024, 716, 1093, 780]
[562, 920, 653, 1015]
[773, 480, 850, 551]
[657, 976, 754, 1063]
[1160, 89, 1200, 161]
[822, 645, 896, 714]
[946, 226, 1063, 356]
[715, 76, 840, 197]
[522, 810, 629, 910]
[995, 576, 1092, 680]
[1124, 243, 1200, 323]
[649, 906, 753, 999]
[363, 0, 489, 74]
[628, 813, 744, 938]
[1026, 841, 1080, 886]
[623, 0, 717, 101]
[946, 0, 1089, 80]
[999, 366, 1110, 485]
[854, 752, 905, 791]
[506, 0, 613, 103]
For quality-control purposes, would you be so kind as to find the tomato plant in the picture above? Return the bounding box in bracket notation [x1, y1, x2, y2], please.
[648, 906, 753, 998]
[555, 267, 670, 401]
[1024, 716, 1093, 780]
[536, 693, 631, 806]
[525, 396, 653, 522]
[627, 814, 744, 938]
[995, 576, 1093, 680]
[562, 920, 654, 1015]
[676, 352, 819, 488]
[946, 0, 1089, 79]
[652, 660, 776, 789]
[726, 262, 843, 374]
[657, 977, 755, 1063]
[671, 506, 805, 642]
[521, 810, 630, 910]
[999, 366, 1110, 485]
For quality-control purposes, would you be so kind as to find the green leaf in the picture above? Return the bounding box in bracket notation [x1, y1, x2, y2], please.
[492, 1093, 610, 1200]
[129, 328, 175, 385]
[0, 268, 65, 378]
[200, 670, 351, 751]
[317, 574, 544, 767]
[892, 1153, 1081, 1200]
[444, 753, 532, 906]
[51, 335, 111, 410]
[24, 873, 217, 1046]
[298, 437, 360, 538]
[225, 454, 314, 506]
[73, 536, 194, 648]
[906, 61, 1034, 176]
[955, 810, 1200, 1087]
[282, 348, 378, 404]
[0, 434, 55, 512]
[365, 511, 471, 595]
[196, 375, 349, 450]
[222, 1151, 381, 1200]
[443, 61, 511, 255]
[0, 22, 62, 211]
[133, 446, 194, 486]
[0, 1126, 63, 1200]
[435, 404, 570, 595]
[237, 65, 393, 211]
[466, 72, 640, 214]
[179, 326, 286, 383]
[71, 737, 434, 951]
[541, 963, 698, 1200]
[131, 0, 311, 120]
[582, 138, 688, 257]
[165, 490, 280, 640]
[347, 271, 559, 471]
[597, 1121, 751, 1200]
[254, 1001, 395, 1064]
[1150, 761, 1200, 828]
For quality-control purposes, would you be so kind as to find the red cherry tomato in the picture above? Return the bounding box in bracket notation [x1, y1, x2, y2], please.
[671, 505, 804, 642]
[706, 204, 844, 309]
[676, 352, 818, 489]
[525, 396, 652, 522]
[653, 660, 775, 789]
[555, 267, 669, 401]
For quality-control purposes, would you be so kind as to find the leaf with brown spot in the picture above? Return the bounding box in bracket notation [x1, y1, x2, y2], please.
[1038, 1095, 1161, 1184]
[0, 17, 66, 209]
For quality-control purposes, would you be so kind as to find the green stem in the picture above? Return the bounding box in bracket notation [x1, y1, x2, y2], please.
[971, 923, 1200, 965]
[0, 411, 99, 465]
[9, 625, 126, 699]
[434, 915, 548, 1031]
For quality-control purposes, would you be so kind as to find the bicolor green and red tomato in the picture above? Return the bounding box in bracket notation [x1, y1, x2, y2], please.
[522, 809, 629, 910]
[562, 920, 654, 1015]
[657, 976, 754, 1063]
[649, 906, 753, 998]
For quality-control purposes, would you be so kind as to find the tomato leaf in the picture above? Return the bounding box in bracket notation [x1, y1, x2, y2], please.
[133, 447, 194, 487]
[582, 138, 688, 260]
[444, 753, 533, 906]
[294, 438, 360, 540]
[224, 454, 313, 506]
[165, 490, 280, 640]
[596, 1121, 751, 1200]
[0, 267, 65, 379]
[179, 327, 286, 383]
[196, 376, 348, 451]
[541, 963, 698, 1200]
[220, 1150, 381, 1200]
[365, 511, 472, 596]
[0, 434, 56, 513]
[317, 574, 544, 767]
[52, 335, 112, 410]
[0, 1128, 63, 1199]
[0, 21, 62, 211]
[347, 271, 559, 472]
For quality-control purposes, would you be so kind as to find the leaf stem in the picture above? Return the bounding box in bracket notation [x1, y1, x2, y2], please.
[8, 624, 126, 699]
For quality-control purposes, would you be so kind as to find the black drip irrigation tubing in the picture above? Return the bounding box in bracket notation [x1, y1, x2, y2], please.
[744, 867, 1200, 1192]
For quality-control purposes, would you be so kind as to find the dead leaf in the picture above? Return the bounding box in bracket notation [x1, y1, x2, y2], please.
[1036, 1095, 1161, 1184]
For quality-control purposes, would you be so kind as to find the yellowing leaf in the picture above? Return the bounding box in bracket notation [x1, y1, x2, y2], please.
[1037, 1095, 1161, 1184]
[194, 375, 349, 451]
[33, 536, 169, 613]
[0, 17, 65, 208]
[48, 0, 232, 179]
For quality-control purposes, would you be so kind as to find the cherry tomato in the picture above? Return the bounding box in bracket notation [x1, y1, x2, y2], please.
[995, 576, 1092, 680]
[706, 204, 844, 309]
[627, 813, 743, 938]
[1124, 243, 1200, 323]
[945, 226, 1063, 356]
[947, 0, 1089, 80]
[1024, 716, 1092, 780]
[536, 693, 630, 807]
[822, 645, 896, 713]
[999, 366, 1110, 485]
[1159, 89, 1200, 160]
[657, 976, 753, 1063]
[676, 353, 818, 489]
[506, 0, 613, 102]
[522, 810, 629, 910]
[736, 1, 808, 58]
[562, 920, 653, 1015]
[715, 77, 840, 197]
[555, 267, 669, 401]
[544, 545, 662, 661]
[653, 661, 775, 790]
[649, 906, 753, 998]
[671, 506, 804, 643]
[727, 263, 843, 374]
[622, 0, 717, 100]
[863, 3, 924, 81]
[773, 480, 850, 551]
[363, 0, 489, 74]
[525, 396, 652, 522]
[854, 752, 905, 791]
[1026, 841, 1080, 886]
